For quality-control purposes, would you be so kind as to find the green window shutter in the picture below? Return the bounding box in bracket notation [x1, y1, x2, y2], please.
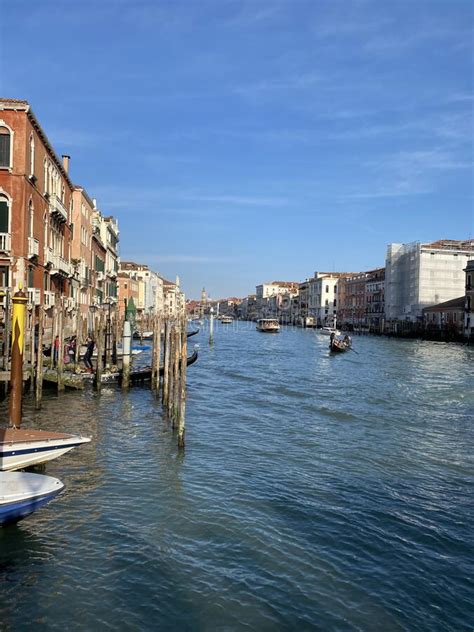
[0, 201, 9, 233]
[0, 134, 10, 168]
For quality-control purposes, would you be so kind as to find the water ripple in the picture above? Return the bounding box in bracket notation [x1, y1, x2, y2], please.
[0, 326, 473, 631]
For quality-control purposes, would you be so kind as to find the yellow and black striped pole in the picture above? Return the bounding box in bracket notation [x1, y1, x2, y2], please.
[8, 285, 27, 428]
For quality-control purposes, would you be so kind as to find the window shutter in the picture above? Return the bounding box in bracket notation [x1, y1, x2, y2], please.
[0, 201, 9, 233]
[0, 130, 10, 168]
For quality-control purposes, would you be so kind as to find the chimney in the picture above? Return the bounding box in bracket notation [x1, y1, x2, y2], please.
[62, 154, 71, 173]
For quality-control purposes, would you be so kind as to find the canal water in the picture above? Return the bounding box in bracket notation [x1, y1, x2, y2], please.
[0, 323, 473, 631]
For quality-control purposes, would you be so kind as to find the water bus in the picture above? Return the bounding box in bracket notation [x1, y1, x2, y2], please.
[256, 319, 280, 333]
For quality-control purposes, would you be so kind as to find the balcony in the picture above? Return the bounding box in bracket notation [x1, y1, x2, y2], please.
[49, 194, 68, 223]
[28, 237, 39, 258]
[44, 246, 54, 265]
[27, 287, 41, 307]
[44, 291, 55, 308]
[50, 253, 72, 277]
[0, 233, 11, 252]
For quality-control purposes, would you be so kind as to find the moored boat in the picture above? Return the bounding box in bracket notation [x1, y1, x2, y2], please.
[256, 319, 280, 333]
[0, 471, 64, 526]
[0, 428, 91, 472]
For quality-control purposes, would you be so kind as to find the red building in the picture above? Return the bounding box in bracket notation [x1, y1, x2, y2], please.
[0, 99, 73, 308]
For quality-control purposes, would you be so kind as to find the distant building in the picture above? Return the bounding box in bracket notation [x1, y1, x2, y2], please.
[93, 210, 119, 303]
[423, 296, 464, 336]
[308, 272, 357, 327]
[365, 268, 385, 328]
[385, 239, 474, 322]
[71, 185, 95, 316]
[464, 260, 474, 340]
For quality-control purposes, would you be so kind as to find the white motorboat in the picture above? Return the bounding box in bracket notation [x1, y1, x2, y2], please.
[0, 428, 91, 472]
[256, 319, 280, 333]
[220, 316, 234, 324]
[0, 471, 64, 526]
[320, 326, 341, 336]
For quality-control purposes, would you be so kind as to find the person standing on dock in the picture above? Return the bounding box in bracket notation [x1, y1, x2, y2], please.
[52, 335, 59, 368]
[83, 336, 95, 373]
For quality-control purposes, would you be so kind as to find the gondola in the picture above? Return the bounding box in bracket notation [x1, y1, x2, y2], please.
[329, 333, 352, 353]
[187, 328, 199, 338]
[81, 349, 199, 385]
[119, 349, 199, 385]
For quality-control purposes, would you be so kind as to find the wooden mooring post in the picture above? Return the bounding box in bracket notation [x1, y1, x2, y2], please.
[57, 299, 65, 392]
[162, 318, 171, 407]
[177, 313, 187, 448]
[121, 319, 131, 390]
[151, 314, 162, 394]
[35, 306, 44, 409]
[95, 312, 104, 392]
[170, 320, 181, 424]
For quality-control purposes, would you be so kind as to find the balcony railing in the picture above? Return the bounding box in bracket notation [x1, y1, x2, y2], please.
[27, 287, 41, 307]
[0, 233, 11, 252]
[49, 194, 68, 223]
[44, 246, 54, 265]
[50, 253, 72, 277]
[28, 237, 39, 258]
[44, 291, 55, 308]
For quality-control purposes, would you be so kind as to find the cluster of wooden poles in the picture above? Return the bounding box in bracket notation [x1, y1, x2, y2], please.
[148, 312, 188, 448]
[5, 287, 190, 448]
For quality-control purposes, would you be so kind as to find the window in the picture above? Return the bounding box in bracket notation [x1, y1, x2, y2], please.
[29, 201, 34, 238]
[29, 134, 35, 176]
[0, 125, 12, 168]
[0, 195, 9, 233]
[326, 285, 329, 293]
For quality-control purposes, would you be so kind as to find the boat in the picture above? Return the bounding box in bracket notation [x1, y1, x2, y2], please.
[187, 328, 199, 338]
[329, 334, 352, 353]
[119, 349, 199, 385]
[133, 331, 153, 340]
[82, 349, 199, 385]
[0, 471, 64, 526]
[256, 319, 280, 333]
[320, 326, 341, 336]
[0, 428, 91, 472]
[220, 316, 233, 324]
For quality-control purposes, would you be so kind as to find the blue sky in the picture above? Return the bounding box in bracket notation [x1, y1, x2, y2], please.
[1, 0, 473, 299]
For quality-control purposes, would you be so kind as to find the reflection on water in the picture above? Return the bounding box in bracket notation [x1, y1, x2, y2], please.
[0, 324, 473, 631]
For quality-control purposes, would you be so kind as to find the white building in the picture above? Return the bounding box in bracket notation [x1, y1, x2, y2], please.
[162, 276, 185, 317]
[308, 272, 344, 326]
[255, 281, 299, 318]
[120, 261, 164, 315]
[385, 239, 474, 322]
[92, 209, 119, 303]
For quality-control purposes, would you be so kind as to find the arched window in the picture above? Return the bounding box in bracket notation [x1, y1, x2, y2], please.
[0, 123, 12, 169]
[29, 133, 35, 177]
[29, 200, 34, 238]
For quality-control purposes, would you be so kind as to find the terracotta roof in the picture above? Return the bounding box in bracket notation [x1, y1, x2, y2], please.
[423, 239, 474, 251]
[423, 296, 465, 311]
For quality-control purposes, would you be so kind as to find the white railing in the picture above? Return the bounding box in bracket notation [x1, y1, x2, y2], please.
[44, 246, 54, 265]
[44, 291, 55, 308]
[0, 233, 11, 252]
[28, 237, 39, 258]
[50, 253, 72, 276]
[49, 194, 68, 222]
[27, 287, 41, 306]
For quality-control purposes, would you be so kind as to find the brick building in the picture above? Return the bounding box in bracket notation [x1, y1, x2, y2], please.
[0, 98, 73, 308]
